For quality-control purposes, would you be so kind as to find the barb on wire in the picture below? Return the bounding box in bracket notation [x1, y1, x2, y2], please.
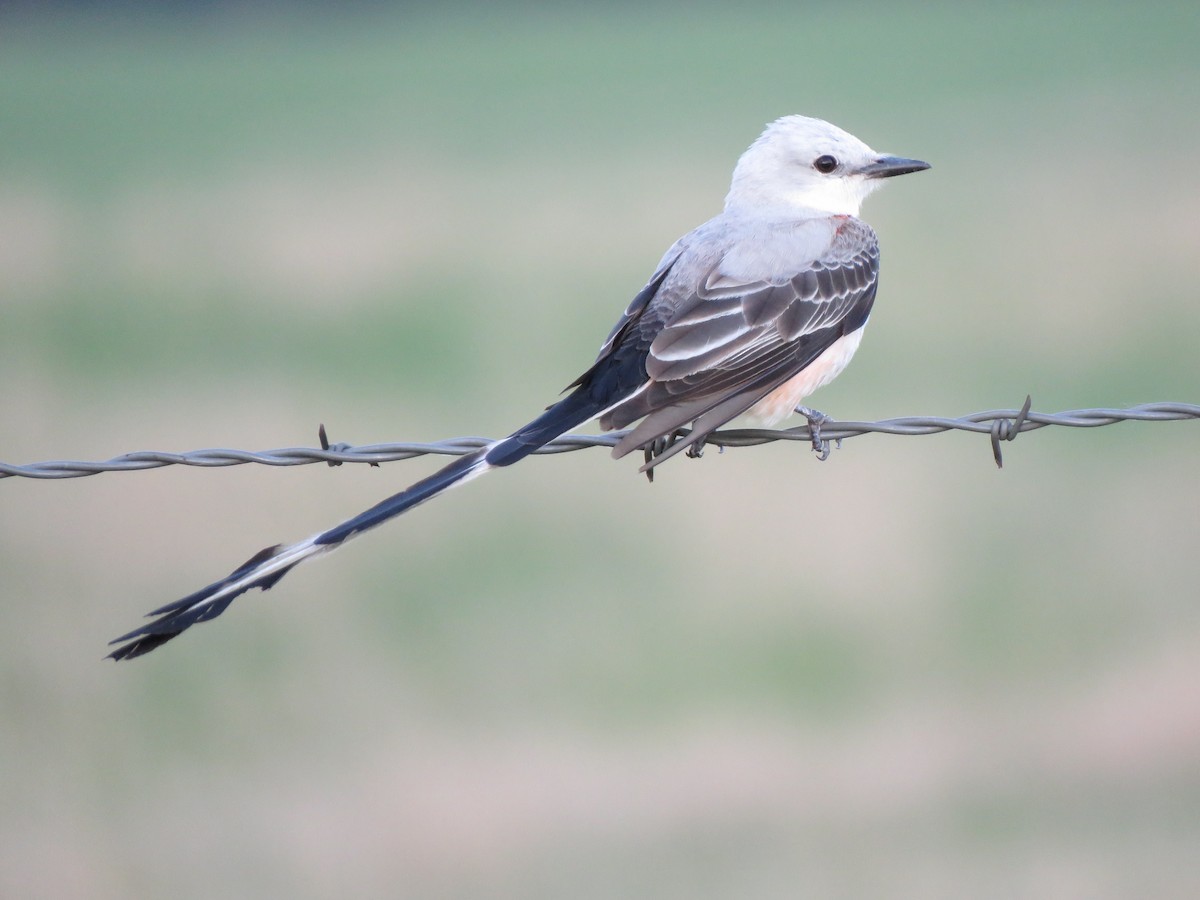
[2, 400, 1196, 481]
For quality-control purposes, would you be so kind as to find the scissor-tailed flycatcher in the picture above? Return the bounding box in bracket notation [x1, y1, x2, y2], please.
[109, 115, 929, 660]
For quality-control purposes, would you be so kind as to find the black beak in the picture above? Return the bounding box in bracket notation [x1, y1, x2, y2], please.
[858, 156, 931, 179]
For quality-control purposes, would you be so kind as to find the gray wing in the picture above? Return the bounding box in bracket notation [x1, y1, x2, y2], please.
[601, 217, 880, 466]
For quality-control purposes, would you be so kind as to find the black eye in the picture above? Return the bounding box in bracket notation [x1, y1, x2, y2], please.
[813, 155, 839, 174]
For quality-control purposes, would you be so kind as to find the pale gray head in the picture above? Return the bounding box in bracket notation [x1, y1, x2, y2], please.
[725, 115, 929, 217]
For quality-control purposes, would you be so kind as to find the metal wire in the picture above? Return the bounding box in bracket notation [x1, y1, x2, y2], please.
[3, 400, 1196, 480]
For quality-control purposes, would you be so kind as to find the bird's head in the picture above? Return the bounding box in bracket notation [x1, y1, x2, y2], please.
[725, 115, 929, 217]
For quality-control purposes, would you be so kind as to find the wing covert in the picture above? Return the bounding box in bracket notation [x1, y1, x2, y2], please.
[600, 217, 881, 462]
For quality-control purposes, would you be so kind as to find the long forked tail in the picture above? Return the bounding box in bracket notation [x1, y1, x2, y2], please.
[107, 391, 606, 660]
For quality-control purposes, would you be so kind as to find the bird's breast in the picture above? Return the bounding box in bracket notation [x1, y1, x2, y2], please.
[746, 327, 866, 425]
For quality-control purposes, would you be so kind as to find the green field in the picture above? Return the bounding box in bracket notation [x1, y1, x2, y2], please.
[3, 4, 1199, 898]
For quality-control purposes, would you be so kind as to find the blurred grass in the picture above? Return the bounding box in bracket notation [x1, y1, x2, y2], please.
[2, 2, 1200, 899]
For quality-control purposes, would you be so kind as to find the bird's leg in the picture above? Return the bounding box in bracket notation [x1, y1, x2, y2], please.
[642, 434, 669, 482]
[795, 406, 833, 461]
[641, 428, 702, 482]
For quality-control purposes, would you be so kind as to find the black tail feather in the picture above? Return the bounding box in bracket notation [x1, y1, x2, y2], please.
[107, 544, 296, 661]
[141, 544, 284, 619]
[108, 385, 619, 660]
[317, 390, 607, 546]
[485, 390, 607, 468]
[313, 449, 491, 546]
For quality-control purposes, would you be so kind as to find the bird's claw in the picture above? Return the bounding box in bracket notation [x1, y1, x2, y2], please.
[795, 406, 834, 461]
[641, 428, 703, 482]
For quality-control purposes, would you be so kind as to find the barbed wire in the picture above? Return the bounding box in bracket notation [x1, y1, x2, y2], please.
[2, 399, 1196, 481]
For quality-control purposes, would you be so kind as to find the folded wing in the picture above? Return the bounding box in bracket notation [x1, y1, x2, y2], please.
[599, 217, 881, 465]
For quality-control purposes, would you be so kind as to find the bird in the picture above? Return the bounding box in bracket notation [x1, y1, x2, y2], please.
[108, 115, 929, 660]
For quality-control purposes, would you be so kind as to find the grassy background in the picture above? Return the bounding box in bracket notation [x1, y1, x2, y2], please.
[2, 2, 1199, 897]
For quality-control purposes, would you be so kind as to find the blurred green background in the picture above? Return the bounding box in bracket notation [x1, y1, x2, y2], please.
[2, 2, 1199, 897]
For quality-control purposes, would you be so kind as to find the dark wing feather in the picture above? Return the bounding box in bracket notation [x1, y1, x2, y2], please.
[602, 218, 880, 465]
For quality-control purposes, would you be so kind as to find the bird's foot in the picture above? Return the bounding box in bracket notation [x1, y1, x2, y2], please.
[795, 406, 834, 461]
[641, 428, 702, 482]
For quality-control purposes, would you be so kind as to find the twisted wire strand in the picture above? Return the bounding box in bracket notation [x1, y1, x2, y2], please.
[3, 400, 1196, 480]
